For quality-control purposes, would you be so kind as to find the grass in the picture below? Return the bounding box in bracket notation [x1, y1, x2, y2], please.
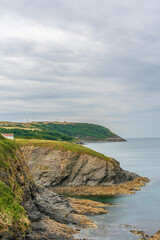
[0, 135, 30, 236]
[16, 138, 113, 162]
[0, 180, 29, 235]
[0, 136, 19, 181]
[0, 136, 18, 172]
[0, 180, 25, 218]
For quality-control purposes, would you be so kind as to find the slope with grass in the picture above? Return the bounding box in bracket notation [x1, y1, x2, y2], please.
[0, 135, 30, 239]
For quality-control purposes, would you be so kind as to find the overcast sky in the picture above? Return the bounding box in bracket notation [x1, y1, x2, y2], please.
[0, 0, 160, 137]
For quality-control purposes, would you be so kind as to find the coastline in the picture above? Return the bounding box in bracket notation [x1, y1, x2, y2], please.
[20, 141, 150, 238]
[0, 136, 152, 239]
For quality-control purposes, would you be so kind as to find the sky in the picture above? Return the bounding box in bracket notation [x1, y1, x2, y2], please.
[0, 0, 160, 138]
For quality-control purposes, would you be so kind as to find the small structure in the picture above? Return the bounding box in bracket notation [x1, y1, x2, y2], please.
[1, 134, 14, 140]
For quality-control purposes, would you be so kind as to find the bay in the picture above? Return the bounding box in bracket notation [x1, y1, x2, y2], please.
[74, 138, 160, 240]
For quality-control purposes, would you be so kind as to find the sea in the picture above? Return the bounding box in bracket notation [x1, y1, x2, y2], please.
[74, 138, 160, 240]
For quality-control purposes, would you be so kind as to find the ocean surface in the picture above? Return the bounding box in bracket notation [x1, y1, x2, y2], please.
[74, 138, 160, 240]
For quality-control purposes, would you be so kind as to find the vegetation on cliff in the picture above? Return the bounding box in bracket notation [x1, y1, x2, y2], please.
[0, 121, 124, 142]
[0, 180, 29, 236]
[16, 138, 112, 162]
[0, 135, 30, 238]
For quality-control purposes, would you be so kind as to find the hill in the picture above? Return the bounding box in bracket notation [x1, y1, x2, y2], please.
[0, 121, 126, 142]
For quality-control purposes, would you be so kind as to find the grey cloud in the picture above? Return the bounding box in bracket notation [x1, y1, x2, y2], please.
[0, 0, 160, 137]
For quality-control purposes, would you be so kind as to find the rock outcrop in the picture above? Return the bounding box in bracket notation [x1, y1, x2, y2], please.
[22, 146, 138, 188]
[53, 176, 149, 196]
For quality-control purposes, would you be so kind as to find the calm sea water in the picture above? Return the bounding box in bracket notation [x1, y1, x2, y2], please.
[74, 138, 160, 240]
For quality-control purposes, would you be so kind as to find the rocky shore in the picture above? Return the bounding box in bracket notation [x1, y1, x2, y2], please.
[69, 198, 108, 215]
[52, 176, 149, 196]
[20, 142, 149, 238]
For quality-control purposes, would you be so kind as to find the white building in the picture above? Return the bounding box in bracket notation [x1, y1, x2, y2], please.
[1, 134, 14, 140]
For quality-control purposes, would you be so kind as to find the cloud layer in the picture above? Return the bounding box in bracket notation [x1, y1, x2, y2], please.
[0, 0, 160, 137]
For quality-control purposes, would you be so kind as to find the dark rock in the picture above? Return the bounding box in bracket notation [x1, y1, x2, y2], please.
[34, 186, 74, 223]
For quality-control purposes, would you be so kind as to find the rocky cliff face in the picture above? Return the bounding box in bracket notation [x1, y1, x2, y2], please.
[0, 137, 96, 240]
[22, 146, 138, 188]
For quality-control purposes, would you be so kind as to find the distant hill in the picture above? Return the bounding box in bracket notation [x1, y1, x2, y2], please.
[0, 121, 126, 142]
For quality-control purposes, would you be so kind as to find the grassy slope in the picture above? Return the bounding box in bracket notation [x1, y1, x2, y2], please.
[0, 181, 28, 234]
[0, 135, 29, 237]
[0, 121, 122, 142]
[16, 138, 113, 163]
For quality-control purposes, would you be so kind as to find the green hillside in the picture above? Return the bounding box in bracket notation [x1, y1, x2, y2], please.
[35, 122, 119, 141]
[0, 121, 125, 142]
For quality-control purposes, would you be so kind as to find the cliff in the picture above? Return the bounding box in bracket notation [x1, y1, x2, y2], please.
[0, 136, 98, 240]
[22, 144, 137, 188]
[0, 137, 149, 239]
[20, 140, 149, 197]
